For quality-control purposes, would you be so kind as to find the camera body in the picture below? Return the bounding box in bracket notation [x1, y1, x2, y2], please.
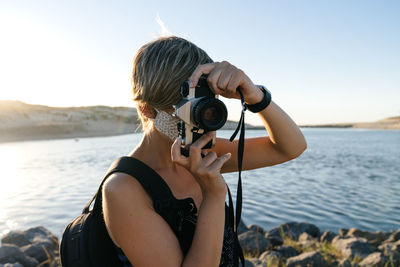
[174, 75, 228, 149]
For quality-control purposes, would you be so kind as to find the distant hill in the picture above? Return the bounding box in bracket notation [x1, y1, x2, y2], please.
[300, 116, 400, 129]
[0, 101, 259, 143]
[0, 100, 140, 143]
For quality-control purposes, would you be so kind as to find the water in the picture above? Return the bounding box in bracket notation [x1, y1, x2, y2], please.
[0, 129, 399, 240]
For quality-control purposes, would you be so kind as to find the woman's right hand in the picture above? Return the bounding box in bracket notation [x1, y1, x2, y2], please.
[171, 132, 231, 199]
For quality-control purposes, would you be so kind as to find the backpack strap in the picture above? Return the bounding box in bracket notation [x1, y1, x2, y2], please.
[84, 156, 174, 216]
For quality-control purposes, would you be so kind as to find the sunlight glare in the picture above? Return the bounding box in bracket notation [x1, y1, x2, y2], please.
[0, 11, 130, 107]
[0, 144, 24, 206]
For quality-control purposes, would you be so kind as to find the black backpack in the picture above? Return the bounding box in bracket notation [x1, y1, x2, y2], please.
[60, 156, 177, 267]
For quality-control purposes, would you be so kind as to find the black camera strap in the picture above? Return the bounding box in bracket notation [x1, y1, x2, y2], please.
[227, 89, 246, 267]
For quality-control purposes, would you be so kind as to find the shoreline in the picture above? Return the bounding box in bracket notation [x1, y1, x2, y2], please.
[3, 125, 398, 145]
[0, 123, 140, 144]
[0, 122, 264, 144]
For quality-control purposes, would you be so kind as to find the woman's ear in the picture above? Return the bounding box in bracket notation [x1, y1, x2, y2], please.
[138, 103, 156, 119]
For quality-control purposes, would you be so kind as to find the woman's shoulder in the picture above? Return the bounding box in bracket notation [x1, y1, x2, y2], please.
[102, 172, 153, 208]
[102, 172, 159, 251]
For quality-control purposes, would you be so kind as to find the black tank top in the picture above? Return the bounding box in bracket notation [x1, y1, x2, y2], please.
[110, 157, 236, 267]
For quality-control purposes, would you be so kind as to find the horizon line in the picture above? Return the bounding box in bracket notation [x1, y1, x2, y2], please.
[1, 99, 399, 126]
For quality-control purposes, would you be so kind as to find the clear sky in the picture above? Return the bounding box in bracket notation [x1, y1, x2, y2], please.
[0, 0, 399, 125]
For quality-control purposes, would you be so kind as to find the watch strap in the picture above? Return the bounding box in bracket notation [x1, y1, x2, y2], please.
[245, 85, 271, 113]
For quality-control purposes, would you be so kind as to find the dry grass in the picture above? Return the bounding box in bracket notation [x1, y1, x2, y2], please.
[279, 228, 343, 266]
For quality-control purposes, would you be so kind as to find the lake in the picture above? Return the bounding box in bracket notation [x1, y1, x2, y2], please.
[0, 128, 399, 239]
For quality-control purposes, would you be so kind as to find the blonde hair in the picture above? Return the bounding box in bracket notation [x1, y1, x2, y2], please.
[132, 36, 213, 132]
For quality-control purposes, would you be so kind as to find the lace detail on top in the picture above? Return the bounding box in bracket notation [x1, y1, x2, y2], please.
[219, 223, 236, 267]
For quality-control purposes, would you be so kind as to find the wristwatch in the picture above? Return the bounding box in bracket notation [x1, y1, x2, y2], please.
[245, 85, 272, 113]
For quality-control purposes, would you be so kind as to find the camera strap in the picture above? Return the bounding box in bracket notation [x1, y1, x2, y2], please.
[227, 89, 246, 267]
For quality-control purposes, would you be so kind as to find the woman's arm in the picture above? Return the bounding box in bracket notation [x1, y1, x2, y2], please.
[103, 133, 230, 267]
[215, 100, 307, 173]
[189, 61, 307, 173]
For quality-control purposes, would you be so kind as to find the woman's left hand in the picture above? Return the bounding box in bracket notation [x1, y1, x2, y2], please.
[188, 61, 264, 105]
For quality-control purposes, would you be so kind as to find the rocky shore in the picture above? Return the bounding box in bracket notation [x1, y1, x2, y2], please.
[0, 226, 59, 267]
[238, 221, 400, 267]
[1, 222, 399, 266]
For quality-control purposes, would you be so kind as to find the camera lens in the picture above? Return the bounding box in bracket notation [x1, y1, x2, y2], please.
[203, 106, 218, 122]
[192, 98, 227, 131]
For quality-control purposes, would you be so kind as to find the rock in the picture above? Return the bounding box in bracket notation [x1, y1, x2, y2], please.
[264, 222, 320, 241]
[338, 258, 352, 267]
[280, 222, 320, 240]
[1, 231, 31, 247]
[346, 228, 386, 246]
[26, 226, 59, 251]
[379, 239, 400, 254]
[22, 242, 55, 263]
[238, 230, 271, 256]
[238, 219, 249, 235]
[298, 232, 314, 242]
[286, 251, 327, 267]
[386, 229, 400, 243]
[0, 263, 24, 267]
[384, 230, 394, 239]
[332, 236, 374, 259]
[244, 259, 254, 267]
[2, 226, 58, 252]
[0, 226, 59, 267]
[359, 252, 386, 266]
[298, 232, 317, 249]
[245, 258, 262, 267]
[259, 251, 281, 266]
[264, 231, 283, 247]
[379, 242, 394, 254]
[340, 228, 349, 236]
[0, 244, 39, 267]
[320, 230, 337, 243]
[277, 246, 298, 258]
[248, 224, 264, 235]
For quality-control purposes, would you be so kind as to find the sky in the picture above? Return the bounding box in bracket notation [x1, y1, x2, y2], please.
[0, 0, 399, 125]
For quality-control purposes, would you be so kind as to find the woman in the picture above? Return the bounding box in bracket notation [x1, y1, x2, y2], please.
[102, 36, 307, 267]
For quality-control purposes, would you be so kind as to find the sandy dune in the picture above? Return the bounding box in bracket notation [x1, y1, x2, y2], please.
[300, 116, 400, 130]
[353, 116, 400, 129]
[0, 101, 140, 143]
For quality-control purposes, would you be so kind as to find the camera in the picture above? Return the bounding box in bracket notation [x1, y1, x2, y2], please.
[174, 75, 228, 150]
